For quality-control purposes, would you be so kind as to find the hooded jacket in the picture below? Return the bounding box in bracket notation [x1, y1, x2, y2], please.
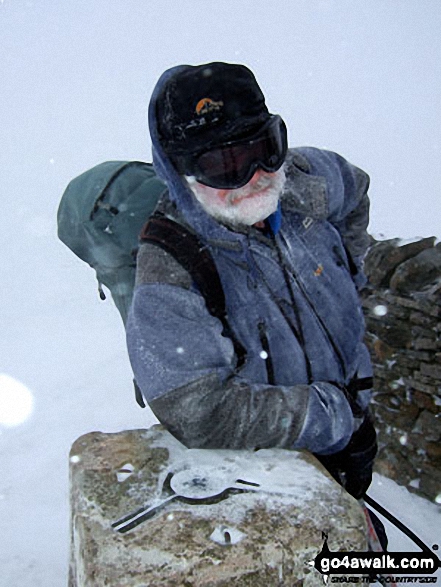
[126, 65, 372, 455]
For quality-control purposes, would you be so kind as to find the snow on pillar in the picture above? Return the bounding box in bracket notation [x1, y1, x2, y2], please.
[69, 425, 367, 586]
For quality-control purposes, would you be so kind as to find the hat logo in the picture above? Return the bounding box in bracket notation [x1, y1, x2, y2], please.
[195, 97, 224, 116]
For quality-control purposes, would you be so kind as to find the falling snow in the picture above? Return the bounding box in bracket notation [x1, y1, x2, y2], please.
[399, 434, 408, 446]
[373, 305, 388, 317]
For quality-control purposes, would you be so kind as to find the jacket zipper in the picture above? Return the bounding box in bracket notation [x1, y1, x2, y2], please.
[247, 235, 313, 383]
[258, 322, 275, 385]
[276, 233, 347, 381]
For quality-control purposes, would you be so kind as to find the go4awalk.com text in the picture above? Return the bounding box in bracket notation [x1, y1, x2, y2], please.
[330, 577, 437, 583]
[313, 543, 440, 583]
[315, 552, 438, 575]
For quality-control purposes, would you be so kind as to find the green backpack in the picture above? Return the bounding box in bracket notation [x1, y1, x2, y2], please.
[58, 160, 248, 407]
[57, 161, 166, 324]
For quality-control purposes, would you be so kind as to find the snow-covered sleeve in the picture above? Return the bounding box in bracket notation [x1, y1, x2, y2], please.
[297, 147, 371, 288]
[126, 243, 355, 455]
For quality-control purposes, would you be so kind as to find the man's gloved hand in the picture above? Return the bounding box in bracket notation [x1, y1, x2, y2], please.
[314, 413, 378, 500]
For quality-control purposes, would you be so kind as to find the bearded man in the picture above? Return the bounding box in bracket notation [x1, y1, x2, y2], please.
[126, 62, 379, 513]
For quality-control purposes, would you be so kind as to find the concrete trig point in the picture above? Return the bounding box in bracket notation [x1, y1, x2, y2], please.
[69, 425, 367, 586]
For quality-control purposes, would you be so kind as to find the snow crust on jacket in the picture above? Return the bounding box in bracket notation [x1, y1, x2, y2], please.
[126, 64, 373, 455]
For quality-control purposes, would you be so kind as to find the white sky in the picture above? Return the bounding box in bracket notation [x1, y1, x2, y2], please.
[1, 0, 440, 242]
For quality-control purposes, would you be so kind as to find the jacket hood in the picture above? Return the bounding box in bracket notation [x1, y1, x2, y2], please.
[148, 65, 187, 188]
[149, 65, 223, 241]
[148, 65, 282, 242]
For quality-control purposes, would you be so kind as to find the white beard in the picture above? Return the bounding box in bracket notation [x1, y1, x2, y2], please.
[185, 167, 286, 227]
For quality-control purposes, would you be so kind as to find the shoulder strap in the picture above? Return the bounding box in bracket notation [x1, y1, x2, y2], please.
[139, 213, 246, 366]
[140, 214, 224, 319]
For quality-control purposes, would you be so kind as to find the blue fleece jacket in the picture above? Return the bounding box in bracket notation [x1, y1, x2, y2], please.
[126, 65, 373, 455]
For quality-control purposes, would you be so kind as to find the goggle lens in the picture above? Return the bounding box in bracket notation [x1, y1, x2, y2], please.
[175, 116, 287, 189]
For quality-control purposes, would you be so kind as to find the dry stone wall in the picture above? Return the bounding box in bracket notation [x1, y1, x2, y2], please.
[362, 236, 441, 502]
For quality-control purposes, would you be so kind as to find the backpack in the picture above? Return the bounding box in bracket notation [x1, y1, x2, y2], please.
[58, 160, 246, 407]
[57, 161, 166, 324]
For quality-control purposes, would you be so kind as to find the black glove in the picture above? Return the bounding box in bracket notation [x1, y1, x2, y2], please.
[314, 413, 378, 500]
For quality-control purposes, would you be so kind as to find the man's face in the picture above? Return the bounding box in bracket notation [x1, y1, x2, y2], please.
[186, 167, 286, 227]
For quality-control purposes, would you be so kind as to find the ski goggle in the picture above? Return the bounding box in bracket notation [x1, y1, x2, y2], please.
[172, 115, 288, 189]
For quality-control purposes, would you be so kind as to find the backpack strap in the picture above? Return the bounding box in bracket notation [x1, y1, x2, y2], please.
[139, 213, 247, 366]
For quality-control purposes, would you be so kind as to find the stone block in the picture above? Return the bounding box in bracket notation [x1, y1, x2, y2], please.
[412, 410, 441, 442]
[413, 390, 438, 413]
[419, 465, 441, 502]
[426, 442, 441, 464]
[374, 446, 417, 486]
[365, 321, 413, 349]
[373, 401, 420, 430]
[69, 426, 367, 587]
[390, 245, 441, 295]
[413, 338, 439, 351]
[420, 362, 441, 381]
[405, 432, 429, 457]
[364, 237, 436, 288]
[404, 375, 438, 396]
[392, 295, 439, 318]
[409, 311, 436, 327]
[370, 338, 396, 362]
[406, 350, 434, 363]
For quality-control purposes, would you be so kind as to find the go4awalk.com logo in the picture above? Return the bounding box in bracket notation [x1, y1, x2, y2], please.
[312, 534, 440, 584]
